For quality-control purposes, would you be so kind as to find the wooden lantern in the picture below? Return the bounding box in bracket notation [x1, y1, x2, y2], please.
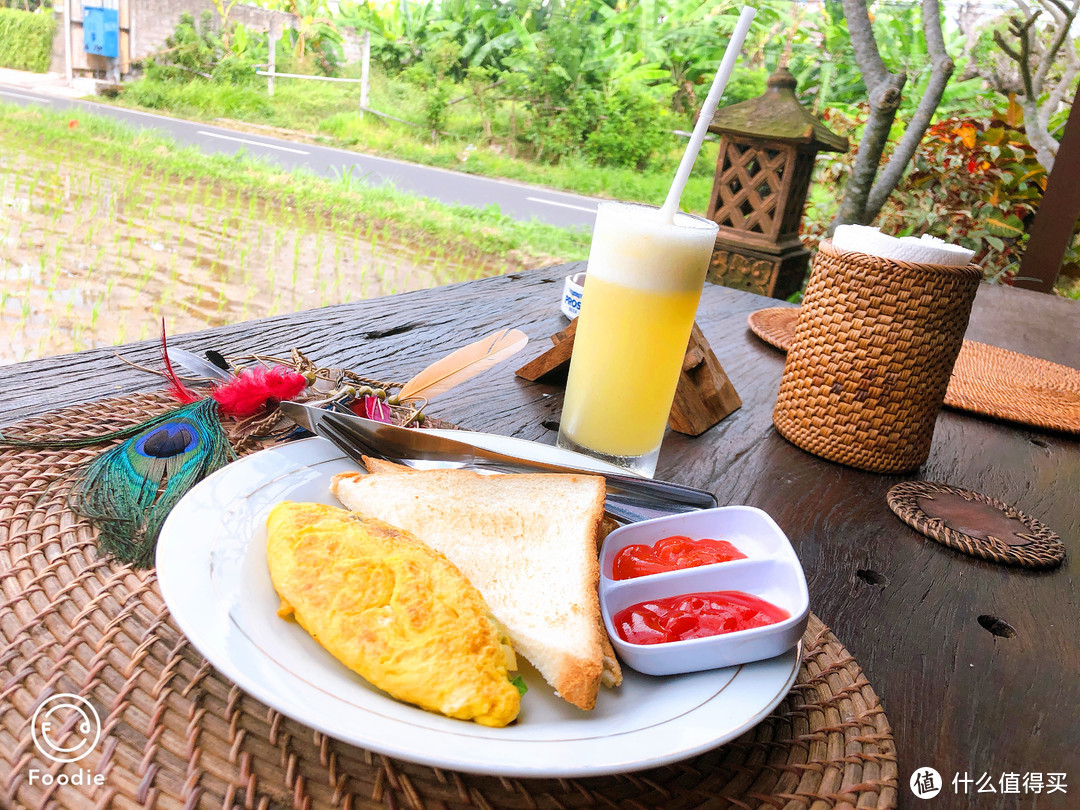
[706, 67, 848, 300]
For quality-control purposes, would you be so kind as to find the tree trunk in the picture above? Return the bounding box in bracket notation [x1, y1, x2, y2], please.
[1021, 93, 1060, 171]
[833, 73, 905, 226]
[831, 0, 954, 232]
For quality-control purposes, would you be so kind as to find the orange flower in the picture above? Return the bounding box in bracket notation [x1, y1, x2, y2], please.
[68, 120, 78, 129]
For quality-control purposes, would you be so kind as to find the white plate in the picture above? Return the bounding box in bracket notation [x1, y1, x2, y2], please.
[157, 434, 800, 778]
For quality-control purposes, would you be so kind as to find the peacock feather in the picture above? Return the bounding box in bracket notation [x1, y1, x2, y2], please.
[0, 323, 316, 569]
[0, 406, 205, 449]
[66, 398, 233, 568]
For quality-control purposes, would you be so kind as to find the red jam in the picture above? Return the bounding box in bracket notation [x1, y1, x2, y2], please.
[614, 591, 789, 645]
[612, 535, 747, 580]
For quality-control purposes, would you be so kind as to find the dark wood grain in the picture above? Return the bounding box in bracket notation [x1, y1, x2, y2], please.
[2, 266, 1077, 807]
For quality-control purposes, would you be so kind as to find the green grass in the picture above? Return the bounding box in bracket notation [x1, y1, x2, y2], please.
[104, 71, 718, 213]
[0, 101, 591, 270]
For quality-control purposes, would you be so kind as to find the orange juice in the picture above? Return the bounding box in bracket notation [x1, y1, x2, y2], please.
[558, 202, 718, 475]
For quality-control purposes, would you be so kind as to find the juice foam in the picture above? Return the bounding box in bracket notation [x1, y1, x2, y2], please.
[584, 202, 718, 293]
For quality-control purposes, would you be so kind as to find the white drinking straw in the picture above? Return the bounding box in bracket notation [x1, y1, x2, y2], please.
[660, 6, 757, 223]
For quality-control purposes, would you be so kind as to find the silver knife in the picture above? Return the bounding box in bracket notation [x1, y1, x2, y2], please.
[280, 401, 717, 523]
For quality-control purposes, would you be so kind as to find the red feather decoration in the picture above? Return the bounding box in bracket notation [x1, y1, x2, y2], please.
[211, 366, 308, 418]
[160, 322, 200, 405]
[364, 396, 392, 423]
[348, 395, 392, 423]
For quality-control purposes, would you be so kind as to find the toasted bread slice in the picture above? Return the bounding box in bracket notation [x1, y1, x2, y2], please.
[355, 458, 623, 692]
[361, 457, 620, 556]
[357, 457, 623, 689]
[331, 463, 619, 709]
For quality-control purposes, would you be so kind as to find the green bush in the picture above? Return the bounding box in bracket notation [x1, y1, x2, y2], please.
[0, 8, 56, 73]
[583, 88, 671, 170]
[146, 12, 266, 84]
[879, 115, 1072, 282]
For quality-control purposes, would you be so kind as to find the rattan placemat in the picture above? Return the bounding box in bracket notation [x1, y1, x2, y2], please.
[748, 307, 1080, 435]
[0, 391, 897, 810]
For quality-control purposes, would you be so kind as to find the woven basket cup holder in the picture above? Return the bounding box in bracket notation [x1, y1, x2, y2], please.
[773, 240, 983, 474]
[0, 391, 898, 809]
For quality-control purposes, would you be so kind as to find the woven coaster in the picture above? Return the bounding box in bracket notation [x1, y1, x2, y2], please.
[748, 307, 1080, 435]
[747, 306, 799, 351]
[887, 481, 1066, 568]
[0, 391, 898, 809]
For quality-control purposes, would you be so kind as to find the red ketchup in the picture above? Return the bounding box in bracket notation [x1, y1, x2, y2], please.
[614, 591, 789, 645]
[612, 535, 746, 580]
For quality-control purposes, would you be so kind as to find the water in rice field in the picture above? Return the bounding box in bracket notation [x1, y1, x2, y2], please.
[0, 140, 499, 365]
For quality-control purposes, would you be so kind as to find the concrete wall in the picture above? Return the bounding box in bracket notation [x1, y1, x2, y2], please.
[339, 29, 365, 65]
[50, 0, 294, 78]
[49, 10, 66, 74]
[131, 0, 292, 63]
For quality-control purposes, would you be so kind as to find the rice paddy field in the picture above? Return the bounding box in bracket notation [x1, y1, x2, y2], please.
[0, 105, 589, 365]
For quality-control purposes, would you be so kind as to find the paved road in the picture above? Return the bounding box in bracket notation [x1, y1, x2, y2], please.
[0, 84, 601, 229]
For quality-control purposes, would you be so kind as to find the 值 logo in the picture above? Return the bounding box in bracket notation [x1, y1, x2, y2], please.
[910, 767, 943, 799]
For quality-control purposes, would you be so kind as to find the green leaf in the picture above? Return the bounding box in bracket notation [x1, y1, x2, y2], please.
[550, 63, 571, 82]
[985, 235, 1005, 252]
[510, 674, 528, 696]
[507, 13, 537, 54]
[985, 214, 1024, 238]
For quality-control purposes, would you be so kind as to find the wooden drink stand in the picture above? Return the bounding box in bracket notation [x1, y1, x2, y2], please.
[515, 318, 742, 437]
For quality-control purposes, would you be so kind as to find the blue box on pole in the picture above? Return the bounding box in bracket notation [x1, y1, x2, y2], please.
[83, 7, 119, 58]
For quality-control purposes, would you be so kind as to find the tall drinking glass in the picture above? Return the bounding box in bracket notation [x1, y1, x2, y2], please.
[557, 202, 719, 477]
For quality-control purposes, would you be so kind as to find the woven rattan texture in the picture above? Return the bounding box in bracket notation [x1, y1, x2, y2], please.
[887, 481, 1065, 568]
[747, 307, 799, 352]
[772, 242, 983, 473]
[1, 391, 897, 810]
[749, 307, 1080, 436]
[948, 340, 1080, 435]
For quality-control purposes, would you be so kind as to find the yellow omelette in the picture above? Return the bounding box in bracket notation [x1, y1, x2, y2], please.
[266, 502, 520, 727]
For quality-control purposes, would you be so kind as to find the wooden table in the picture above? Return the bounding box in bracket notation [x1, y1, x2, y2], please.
[2, 264, 1077, 807]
